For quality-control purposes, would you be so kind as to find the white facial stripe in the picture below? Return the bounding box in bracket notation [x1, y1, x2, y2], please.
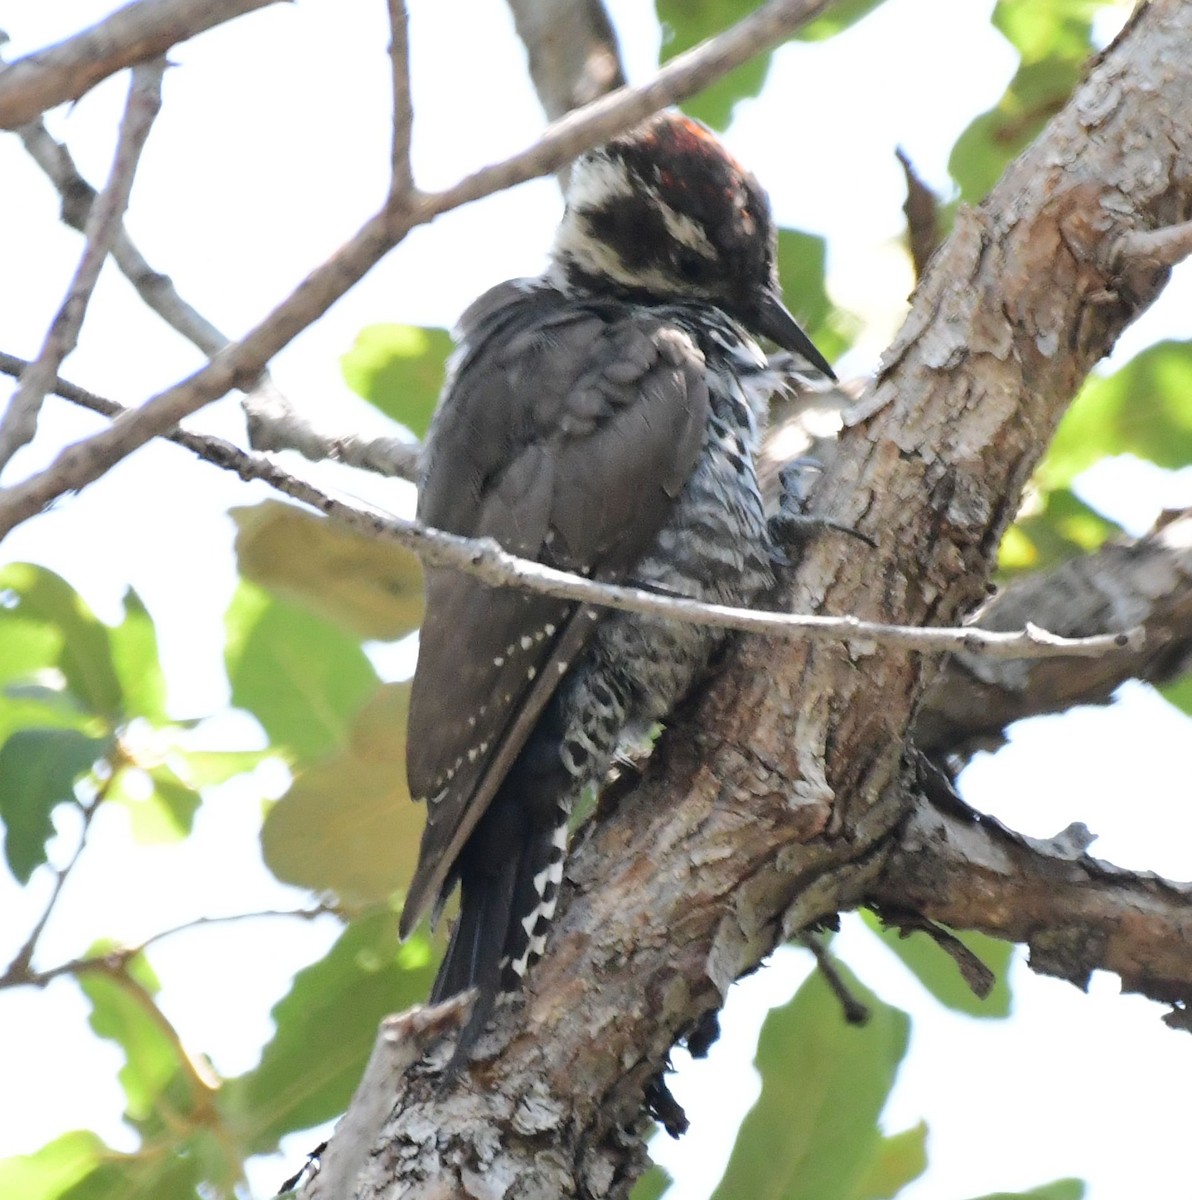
[652, 192, 716, 256]
[565, 152, 633, 210]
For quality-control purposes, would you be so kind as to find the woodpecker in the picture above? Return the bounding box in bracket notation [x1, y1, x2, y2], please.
[400, 112, 835, 1061]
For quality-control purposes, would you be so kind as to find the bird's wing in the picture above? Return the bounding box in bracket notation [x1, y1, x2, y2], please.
[399, 290, 709, 936]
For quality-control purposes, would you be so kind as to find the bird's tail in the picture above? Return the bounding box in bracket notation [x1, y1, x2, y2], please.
[429, 804, 569, 1067]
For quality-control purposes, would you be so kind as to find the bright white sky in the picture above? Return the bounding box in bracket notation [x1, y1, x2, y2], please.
[2, 2, 1192, 1198]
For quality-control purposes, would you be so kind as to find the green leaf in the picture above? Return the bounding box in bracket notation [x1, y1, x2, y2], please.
[0, 728, 109, 883]
[232, 501, 424, 642]
[775, 229, 855, 364]
[992, 0, 1104, 61]
[56, 1149, 204, 1200]
[0, 687, 96, 754]
[949, 0, 1106, 201]
[710, 963, 910, 1200]
[341, 323, 451, 439]
[0, 564, 122, 720]
[864, 912, 1012, 1018]
[965, 1181, 1085, 1200]
[0, 1131, 107, 1200]
[225, 582, 378, 763]
[1039, 340, 1192, 489]
[1158, 674, 1192, 717]
[221, 910, 437, 1151]
[262, 683, 422, 905]
[109, 590, 168, 724]
[632, 1165, 673, 1200]
[796, 0, 889, 41]
[107, 765, 201, 843]
[79, 959, 197, 1131]
[849, 1122, 928, 1200]
[165, 746, 268, 788]
[656, 0, 771, 129]
[999, 488, 1122, 577]
[0, 610, 60, 687]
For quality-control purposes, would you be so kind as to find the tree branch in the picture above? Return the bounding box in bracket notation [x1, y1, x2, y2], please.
[0, 58, 165, 470]
[872, 779, 1192, 1028]
[0, 0, 283, 129]
[386, 0, 414, 199]
[916, 510, 1192, 758]
[0, 351, 1134, 663]
[0, 0, 839, 540]
[506, 0, 625, 122]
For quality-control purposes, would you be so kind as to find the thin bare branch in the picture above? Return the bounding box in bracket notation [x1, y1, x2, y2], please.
[0, 0, 840, 537]
[0, 798, 102, 986]
[0, 351, 1138, 663]
[0, 59, 165, 470]
[14, 114, 228, 357]
[0, 903, 338, 990]
[387, 0, 414, 198]
[418, 0, 837, 218]
[0, 0, 283, 129]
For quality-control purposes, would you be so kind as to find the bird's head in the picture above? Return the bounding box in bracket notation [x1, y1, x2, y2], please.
[550, 111, 834, 378]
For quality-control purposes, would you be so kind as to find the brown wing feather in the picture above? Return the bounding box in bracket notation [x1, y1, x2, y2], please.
[400, 285, 708, 936]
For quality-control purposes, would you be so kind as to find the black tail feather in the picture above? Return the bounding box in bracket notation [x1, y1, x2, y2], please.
[429, 813, 567, 1072]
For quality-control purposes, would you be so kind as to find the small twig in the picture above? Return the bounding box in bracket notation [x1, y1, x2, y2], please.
[0, 353, 1141, 663]
[0, 0, 284, 129]
[1114, 218, 1192, 269]
[895, 146, 941, 280]
[801, 933, 870, 1024]
[0, 903, 338, 990]
[871, 904, 995, 1001]
[387, 0, 414, 198]
[1, 797, 103, 985]
[241, 371, 421, 482]
[0, 0, 839, 538]
[0, 58, 165, 470]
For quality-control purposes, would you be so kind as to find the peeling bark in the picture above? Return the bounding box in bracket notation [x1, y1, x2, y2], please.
[872, 780, 1192, 1026]
[304, 3, 1192, 1197]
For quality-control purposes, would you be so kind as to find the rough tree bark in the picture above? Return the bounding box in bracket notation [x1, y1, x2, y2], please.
[301, 4, 1192, 1199]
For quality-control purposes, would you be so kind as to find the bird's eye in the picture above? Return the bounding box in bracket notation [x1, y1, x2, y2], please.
[676, 249, 711, 283]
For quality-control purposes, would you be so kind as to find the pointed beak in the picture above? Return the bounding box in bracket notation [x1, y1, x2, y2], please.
[757, 288, 837, 381]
